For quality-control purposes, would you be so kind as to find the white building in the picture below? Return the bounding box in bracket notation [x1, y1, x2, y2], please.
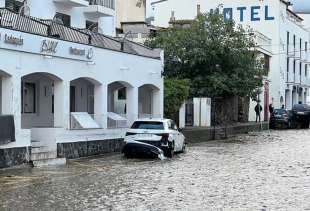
[152, 0, 310, 121]
[0, 0, 163, 167]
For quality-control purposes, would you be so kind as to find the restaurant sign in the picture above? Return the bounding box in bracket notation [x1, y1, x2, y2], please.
[0, 33, 24, 46]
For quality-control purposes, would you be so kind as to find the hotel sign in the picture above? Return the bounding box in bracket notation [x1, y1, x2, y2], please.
[223, 5, 275, 22]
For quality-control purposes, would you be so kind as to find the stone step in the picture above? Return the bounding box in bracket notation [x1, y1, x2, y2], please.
[31, 151, 57, 161]
[31, 140, 42, 148]
[31, 146, 49, 154]
[32, 158, 66, 167]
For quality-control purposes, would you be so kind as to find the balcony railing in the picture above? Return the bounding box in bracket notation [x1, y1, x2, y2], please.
[89, 0, 115, 9]
[0, 8, 89, 44]
[254, 31, 272, 53]
[0, 8, 160, 59]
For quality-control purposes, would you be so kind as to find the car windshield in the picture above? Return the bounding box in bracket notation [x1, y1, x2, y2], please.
[131, 121, 165, 130]
[273, 109, 287, 115]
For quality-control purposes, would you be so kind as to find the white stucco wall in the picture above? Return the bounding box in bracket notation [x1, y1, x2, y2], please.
[0, 26, 163, 148]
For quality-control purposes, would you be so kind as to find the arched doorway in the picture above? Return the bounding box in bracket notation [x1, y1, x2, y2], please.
[107, 81, 133, 128]
[21, 72, 63, 129]
[69, 77, 102, 129]
[138, 84, 161, 118]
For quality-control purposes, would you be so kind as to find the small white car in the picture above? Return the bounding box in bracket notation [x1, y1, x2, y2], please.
[123, 118, 186, 158]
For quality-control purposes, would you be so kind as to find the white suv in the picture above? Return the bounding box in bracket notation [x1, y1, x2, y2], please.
[123, 119, 186, 158]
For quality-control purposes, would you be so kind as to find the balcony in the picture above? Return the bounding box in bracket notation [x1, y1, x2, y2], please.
[0, 8, 160, 59]
[84, 0, 115, 18]
[53, 0, 89, 7]
[253, 31, 272, 56]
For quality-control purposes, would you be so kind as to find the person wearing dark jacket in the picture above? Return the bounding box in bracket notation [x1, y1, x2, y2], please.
[269, 103, 274, 114]
[255, 103, 263, 122]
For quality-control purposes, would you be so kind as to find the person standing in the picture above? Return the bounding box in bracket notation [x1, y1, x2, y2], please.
[269, 103, 274, 114]
[255, 103, 263, 122]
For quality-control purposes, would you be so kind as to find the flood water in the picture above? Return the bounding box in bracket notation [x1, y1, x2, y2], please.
[1, 129, 310, 210]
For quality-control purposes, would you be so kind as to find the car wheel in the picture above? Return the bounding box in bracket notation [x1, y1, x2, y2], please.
[181, 142, 186, 153]
[164, 141, 175, 158]
[306, 121, 310, 129]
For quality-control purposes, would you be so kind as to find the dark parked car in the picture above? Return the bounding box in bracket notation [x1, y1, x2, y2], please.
[269, 109, 292, 129]
[291, 104, 310, 128]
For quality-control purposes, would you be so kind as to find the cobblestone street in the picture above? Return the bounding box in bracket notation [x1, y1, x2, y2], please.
[1, 129, 310, 210]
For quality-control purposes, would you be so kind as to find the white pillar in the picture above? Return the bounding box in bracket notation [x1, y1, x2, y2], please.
[63, 81, 71, 130]
[193, 98, 201, 127]
[127, 87, 138, 125]
[152, 89, 163, 118]
[200, 98, 211, 127]
[2, 74, 22, 132]
[285, 89, 292, 110]
[292, 90, 298, 106]
[179, 102, 186, 128]
[0, 0, 5, 7]
[94, 84, 108, 129]
[53, 80, 64, 128]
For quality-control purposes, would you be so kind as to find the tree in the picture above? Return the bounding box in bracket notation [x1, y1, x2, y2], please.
[164, 79, 190, 120]
[146, 11, 265, 99]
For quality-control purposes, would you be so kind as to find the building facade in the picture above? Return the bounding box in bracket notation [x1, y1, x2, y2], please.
[152, 0, 310, 121]
[0, 0, 163, 167]
[116, 0, 146, 29]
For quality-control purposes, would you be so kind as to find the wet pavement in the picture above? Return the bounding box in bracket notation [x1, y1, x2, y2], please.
[1, 129, 310, 211]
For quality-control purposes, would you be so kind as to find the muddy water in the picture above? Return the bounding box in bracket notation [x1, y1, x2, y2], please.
[1, 129, 310, 211]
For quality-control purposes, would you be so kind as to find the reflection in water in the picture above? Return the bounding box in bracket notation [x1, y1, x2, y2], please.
[1, 130, 310, 210]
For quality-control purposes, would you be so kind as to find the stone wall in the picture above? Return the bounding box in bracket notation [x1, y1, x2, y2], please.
[183, 122, 269, 143]
[212, 96, 250, 125]
[0, 147, 30, 168]
[57, 139, 124, 159]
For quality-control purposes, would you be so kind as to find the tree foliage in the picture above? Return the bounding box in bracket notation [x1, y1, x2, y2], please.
[146, 11, 265, 99]
[164, 79, 190, 120]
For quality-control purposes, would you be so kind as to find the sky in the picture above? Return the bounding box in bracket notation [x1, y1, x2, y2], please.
[291, 0, 310, 13]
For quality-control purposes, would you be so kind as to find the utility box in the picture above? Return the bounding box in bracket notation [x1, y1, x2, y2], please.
[193, 98, 211, 127]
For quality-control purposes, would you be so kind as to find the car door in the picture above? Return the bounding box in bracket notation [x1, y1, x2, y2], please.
[174, 122, 185, 151]
[167, 120, 177, 151]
